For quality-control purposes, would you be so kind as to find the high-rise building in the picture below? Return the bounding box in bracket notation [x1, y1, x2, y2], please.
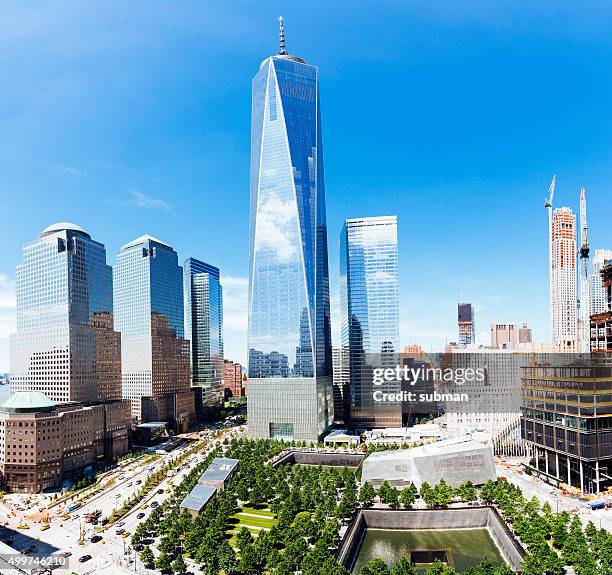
[340, 216, 400, 428]
[114, 235, 195, 427]
[550, 207, 577, 351]
[590, 249, 612, 316]
[331, 346, 349, 425]
[490, 323, 517, 349]
[223, 360, 244, 399]
[518, 322, 533, 344]
[457, 303, 475, 346]
[10, 222, 122, 403]
[183, 258, 224, 414]
[247, 19, 333, 442]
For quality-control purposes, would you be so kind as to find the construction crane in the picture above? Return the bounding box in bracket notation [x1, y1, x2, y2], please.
[579, 187, 590, 351]
[545, 175, 556, 343]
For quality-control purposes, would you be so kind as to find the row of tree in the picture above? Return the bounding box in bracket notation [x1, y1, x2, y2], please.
[359, 479, 476, 508]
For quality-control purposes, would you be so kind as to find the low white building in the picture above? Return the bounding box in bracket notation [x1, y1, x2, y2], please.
[360, 435, 495, 488]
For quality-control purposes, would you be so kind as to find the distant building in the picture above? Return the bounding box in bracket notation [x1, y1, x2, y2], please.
[114, 235, 195, 429]
[360, 436, 495, 488]
[332, 346, 349, 425]
[340, 216, 400, 429]
[223, 360, 244, 399]
[457, 303, 475, 346]
[518, 323, 532, 344]
[551, 207, 577, 351]
[183, 258, 224, 414]
[0, 391, 129, 493]
[591, 263, 612, 351]
[590, 249, 612, 316]
[490, 323, 517, 349]
[403, 344, 425, 356]
[10, 222, 122, 403]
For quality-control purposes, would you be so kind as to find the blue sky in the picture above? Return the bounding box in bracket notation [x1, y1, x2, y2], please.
[1, 1, 612, 370]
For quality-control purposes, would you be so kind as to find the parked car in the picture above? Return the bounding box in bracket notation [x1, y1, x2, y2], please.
[137, 513, 145, 519]
[79, 555, 92, 563]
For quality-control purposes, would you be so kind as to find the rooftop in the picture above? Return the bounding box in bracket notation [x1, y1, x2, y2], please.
[0, 391, 56, 414]
[198, 457, 239, 483]
[40, 222, 90, 239]
[364, 435, 489, 462]
[179, 484, 216, 512]
[120, 234, 173, 251]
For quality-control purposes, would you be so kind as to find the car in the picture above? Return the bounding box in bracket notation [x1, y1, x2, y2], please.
[59, 552, 72, 558]
[17, 523, 29, 529]
[137, 513, 145, 519]
[116, 528, 125, 535]
[79, 555, 92, 563]
[116, 522, 125, 527]
[136, 479, 142, 484]
[150, 501, 159, 508]
[40, 524, 50, 531]
[165, 488, 171, 493]
[90, 535, 103, 543]
[157, 489, 164, 494]
[121, 531, 131, 538]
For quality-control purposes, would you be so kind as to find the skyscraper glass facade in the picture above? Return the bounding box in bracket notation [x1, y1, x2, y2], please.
[340, 216, 400, 427]
[183, 258, 224, 411]
[247, 44, 333, 441]
[114, 235, 193, 422]
[10, 222, 121, 403]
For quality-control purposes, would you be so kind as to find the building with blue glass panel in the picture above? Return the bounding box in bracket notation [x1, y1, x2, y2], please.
[247, 19, 333, 441]
[340, 216, 400, 428]
[183, 258, 224, 414]
[114, 235, 195, 427]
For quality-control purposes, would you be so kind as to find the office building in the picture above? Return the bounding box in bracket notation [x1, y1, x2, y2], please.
[247, 19, 333, 441]
[10, 222, 122, 403]
[458, 303, 475, 346]
[521, 356, 612, 493]
[114, 235, 195, 428]
[518, 322, 532, 344]
[490, 323, 517, 349]
[340, 216, 400, 428]
[183, 258, 224, 413]
[223, 360, 244, 398]
[550, 207, 577, 351]
[591, 263, 612, 351]
[332, 346, 349, 425]
[0, 391, 129, 493]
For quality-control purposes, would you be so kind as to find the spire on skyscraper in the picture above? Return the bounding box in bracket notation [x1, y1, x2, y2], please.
[279, 16, 287, 55]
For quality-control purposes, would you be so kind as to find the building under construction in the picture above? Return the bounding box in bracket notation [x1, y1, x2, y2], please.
[457, 302, 475, 346]
[521, 355, 612, 494]
[591, 263, 612, 352]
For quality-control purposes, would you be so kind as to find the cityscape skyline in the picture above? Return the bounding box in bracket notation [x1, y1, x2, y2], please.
[2, 3, 612, 371]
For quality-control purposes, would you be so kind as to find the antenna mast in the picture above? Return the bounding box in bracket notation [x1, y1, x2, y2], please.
[279, 16, 287, 55]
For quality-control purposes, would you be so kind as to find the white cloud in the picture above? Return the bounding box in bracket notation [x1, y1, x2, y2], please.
[49, 161, 84, 177]
[109, 189, 172, 211]
[222, 276, 248, 331]
[253, 194, 298, 264]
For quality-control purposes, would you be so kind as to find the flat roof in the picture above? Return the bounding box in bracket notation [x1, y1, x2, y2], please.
[198, 457, 239, 483]
[136, 421, 168, 428]
[179, 484, 216, 511]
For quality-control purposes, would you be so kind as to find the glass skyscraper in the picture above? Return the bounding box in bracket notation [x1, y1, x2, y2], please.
[10, 222, 122, 404]
[183, 258, 224, 413]
[247, 20, 333, 441]
[340, 216, 400, 428]
[114, 235, 194, 426]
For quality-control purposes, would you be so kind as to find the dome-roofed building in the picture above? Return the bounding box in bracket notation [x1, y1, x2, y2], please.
[0, 391, 56, 413]
[39, 221, 91, 238]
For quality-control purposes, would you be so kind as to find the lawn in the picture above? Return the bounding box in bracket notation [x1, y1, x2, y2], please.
[227, 506, 276, 544]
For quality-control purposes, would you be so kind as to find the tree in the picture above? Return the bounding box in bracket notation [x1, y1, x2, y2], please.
[139, 546, 155, 569]
[480, 480, 497, 504]
[360, 558, 391, 575]
[400, 487, 416, 508]
[172, 555, 188, 575]
[391, 557, 417, 575]
[420, 482, 437, 508]
[155, 550, 173, 573]
[434, 479, 453, 507]
[360, 482, 376, 507]
[456, 481, 477, 503]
